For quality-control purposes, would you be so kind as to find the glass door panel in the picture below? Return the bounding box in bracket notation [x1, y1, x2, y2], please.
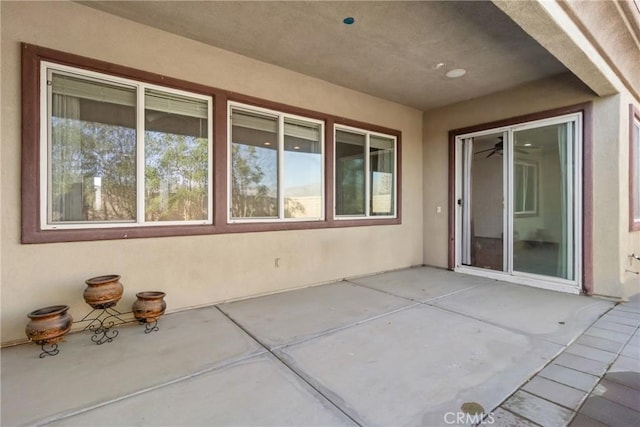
[462, 133, 505, 271]
[512, 123, 574, 280]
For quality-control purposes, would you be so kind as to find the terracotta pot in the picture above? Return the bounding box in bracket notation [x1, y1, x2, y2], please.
[83, 275, 124, 309]
[132, 291, 166, 323]
[25, 305, 73, 344]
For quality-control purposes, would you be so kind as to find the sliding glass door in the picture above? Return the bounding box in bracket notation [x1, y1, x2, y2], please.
[457, 114, 581, 291]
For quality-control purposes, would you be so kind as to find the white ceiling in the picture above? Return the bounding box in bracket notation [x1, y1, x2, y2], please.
[79, 1, 570, 111]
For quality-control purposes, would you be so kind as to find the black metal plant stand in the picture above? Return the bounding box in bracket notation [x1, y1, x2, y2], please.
[141, 319, 160, 334]
[75, 306, 128, 345]
[37, 342, 60, 358]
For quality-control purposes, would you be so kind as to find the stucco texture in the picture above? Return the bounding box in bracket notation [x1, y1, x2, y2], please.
[0, 1, 423, 344]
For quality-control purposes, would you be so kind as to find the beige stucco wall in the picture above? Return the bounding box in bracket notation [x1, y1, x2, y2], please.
[422, 72, 637, 299]
[591, 94, 624, 297]
[0, 1, 424, 345]
[620, 91, 640, 298]
[558, 0, 640, 102]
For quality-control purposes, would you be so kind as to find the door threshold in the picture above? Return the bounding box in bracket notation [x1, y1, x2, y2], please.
[454, 266, 581, 294]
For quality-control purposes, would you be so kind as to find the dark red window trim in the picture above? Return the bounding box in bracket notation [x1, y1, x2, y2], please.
[21, 43, 401, 244]
[630, 104, 640, 232]
[447, 103, 594, 294]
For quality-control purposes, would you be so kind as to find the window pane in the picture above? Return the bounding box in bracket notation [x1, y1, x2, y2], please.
[524, 165, 536, 212]
[514, 164, 524, 212]
[514, 162, 537, 214]
[284, 119, 322, 219]
[231, 110, 278, 218]
[144, 89, 209, 222]
[50, 73, 136, 223]
[336, 130, 366, 215]
[370, 135, 395, 216]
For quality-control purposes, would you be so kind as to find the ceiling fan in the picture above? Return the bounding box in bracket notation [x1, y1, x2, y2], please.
[474, 137, 529, 158]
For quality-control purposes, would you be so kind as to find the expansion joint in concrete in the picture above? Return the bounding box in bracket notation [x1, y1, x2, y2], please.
[214, 305, 364, 427]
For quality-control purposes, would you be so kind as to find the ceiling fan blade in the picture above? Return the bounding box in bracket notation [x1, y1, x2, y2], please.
[474, 147, 496, 154]
[486, 150, 497, 158]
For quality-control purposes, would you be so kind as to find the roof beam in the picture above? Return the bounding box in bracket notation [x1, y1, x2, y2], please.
[492, 0, 619, 97]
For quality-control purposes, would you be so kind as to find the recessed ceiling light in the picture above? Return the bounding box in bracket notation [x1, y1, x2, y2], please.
[445, 68, 467, 79]
[524, 143, 532, 147]
[264, 142, 271, 146]
[293, 146, 301, 150]
[343, 17, 355, 25]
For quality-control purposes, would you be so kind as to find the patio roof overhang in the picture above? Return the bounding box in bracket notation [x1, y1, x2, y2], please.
[77, 0, 618, 111]
[494, 0, 640, 101]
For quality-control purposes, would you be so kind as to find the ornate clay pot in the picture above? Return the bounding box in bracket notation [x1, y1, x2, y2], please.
[25, 305, 73, 344]
[132, 291, 167, 323]
[83, 275, 124, 309]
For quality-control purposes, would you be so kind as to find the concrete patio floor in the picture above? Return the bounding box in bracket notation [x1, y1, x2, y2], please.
[1, 266, 637, 426]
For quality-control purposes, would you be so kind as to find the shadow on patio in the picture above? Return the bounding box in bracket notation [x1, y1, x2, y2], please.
[2, 266, 634, 426]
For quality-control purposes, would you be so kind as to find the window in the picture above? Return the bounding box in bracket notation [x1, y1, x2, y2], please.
[41, 62, 212, 229]
[514, 161, 538, 215]
[631, 105, 640, 231]
[335, 126, 396, 217]
[22, 44, 400, 243]
[229, 103, 324, 221]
